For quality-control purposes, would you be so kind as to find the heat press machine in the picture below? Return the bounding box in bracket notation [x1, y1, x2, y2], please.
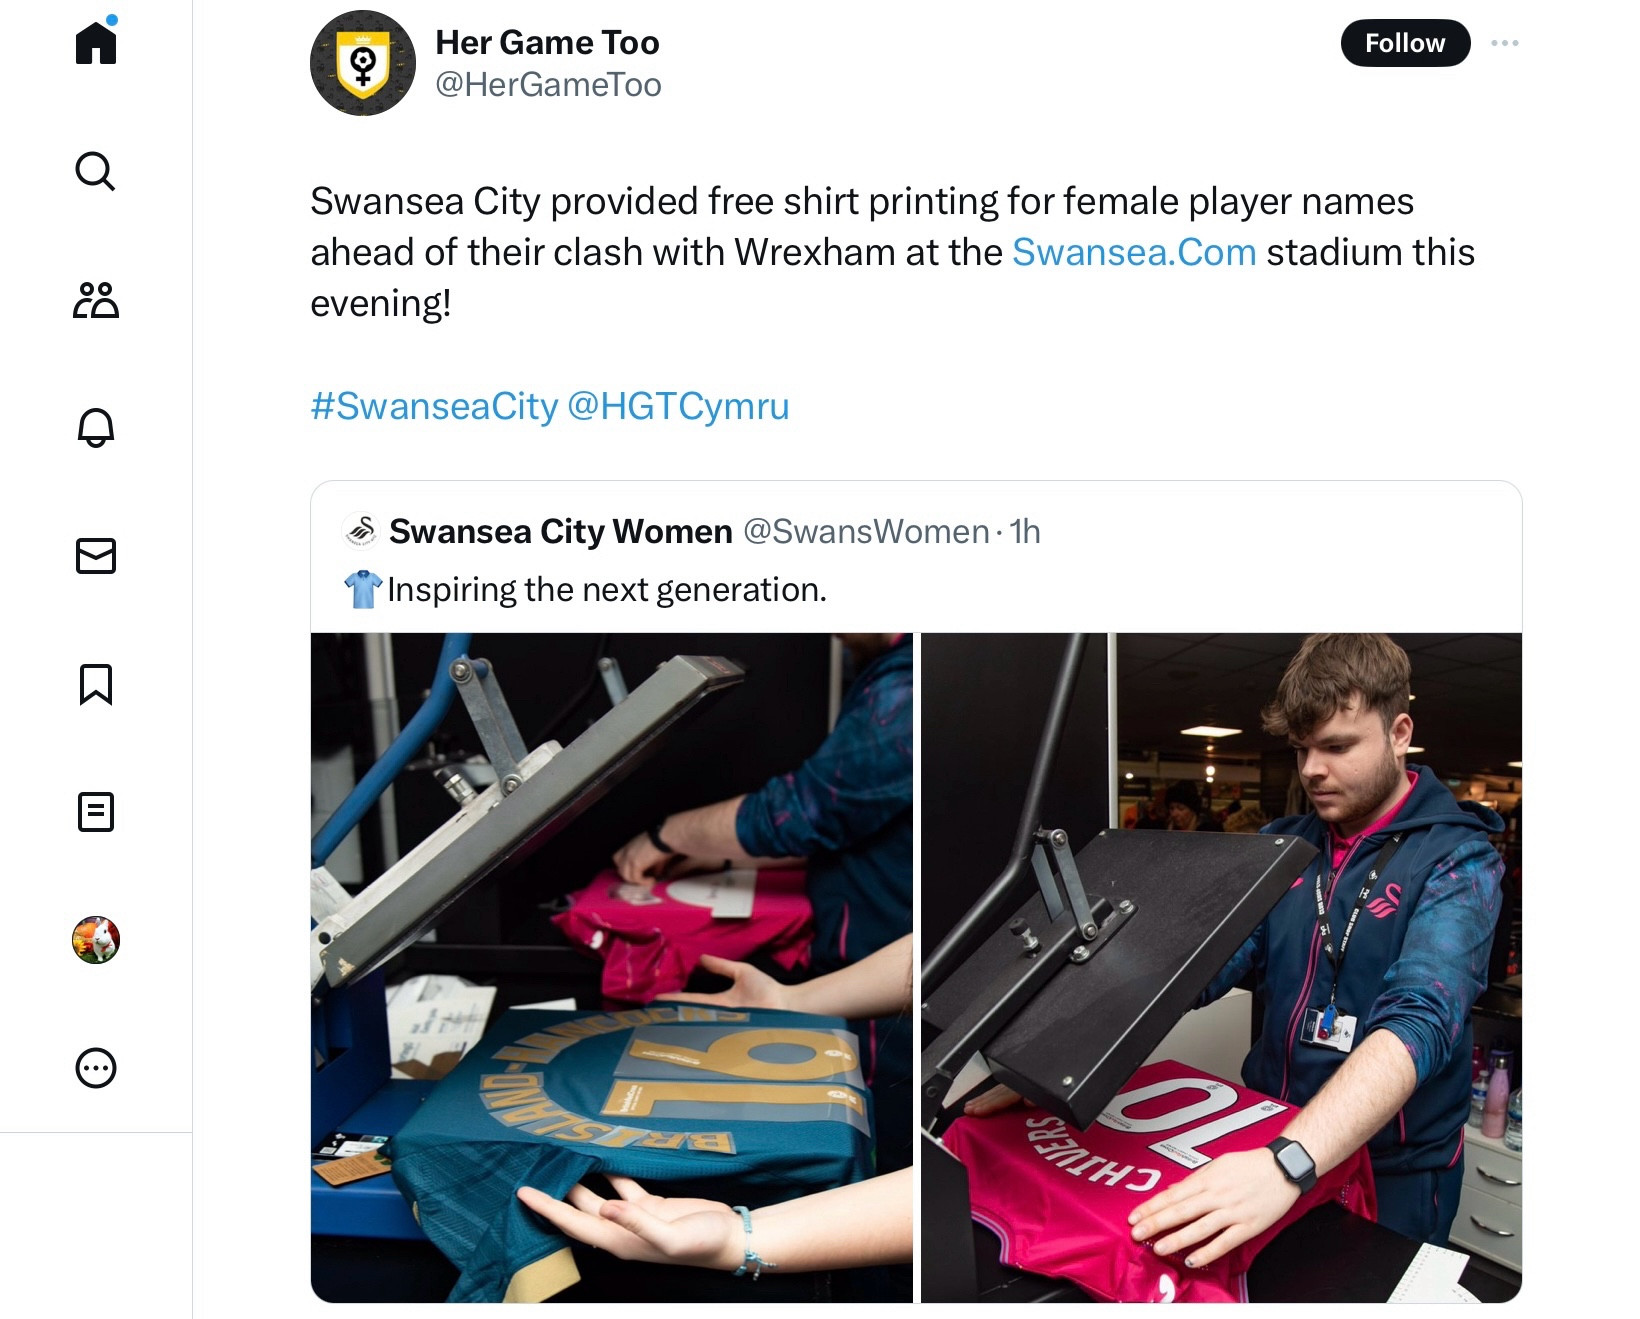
[309, 633, 745, 1237]
[918, 635, 1318, 1301]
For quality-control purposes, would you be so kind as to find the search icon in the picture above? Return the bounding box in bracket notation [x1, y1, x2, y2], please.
[76, 151, 115, 191]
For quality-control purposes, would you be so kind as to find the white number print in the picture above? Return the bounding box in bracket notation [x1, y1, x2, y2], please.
[1097, 1075, 1289, 1170]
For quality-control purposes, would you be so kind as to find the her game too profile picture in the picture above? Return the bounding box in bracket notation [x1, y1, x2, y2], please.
[72, 915, 121, 964]
[311, 11, 416, 115]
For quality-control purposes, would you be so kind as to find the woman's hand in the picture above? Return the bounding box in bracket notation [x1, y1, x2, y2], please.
[660, 954, 791, 1010]
[517, 1175, 743, 1271]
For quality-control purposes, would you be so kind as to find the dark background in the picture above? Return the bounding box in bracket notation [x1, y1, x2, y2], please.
[918, 632, 1522, 958]
[1114, 633, 1521, 777]
[920, 635, 1110, 956]
[312, 632, 831, 943]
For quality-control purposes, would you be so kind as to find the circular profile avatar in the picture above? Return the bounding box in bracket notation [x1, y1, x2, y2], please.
[72, 915, 121, 964]
[311, 11, 417, 115]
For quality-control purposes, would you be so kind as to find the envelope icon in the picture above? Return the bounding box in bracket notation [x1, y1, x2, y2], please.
[76, 537, 117, 574]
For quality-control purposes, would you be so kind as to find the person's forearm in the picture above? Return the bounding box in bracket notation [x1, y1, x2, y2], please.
[734, 1169, 913, 1271]
[785, 935, 912, 1019]
[1283, 1028, 1417, 1174]
[655, 797, 763, 865]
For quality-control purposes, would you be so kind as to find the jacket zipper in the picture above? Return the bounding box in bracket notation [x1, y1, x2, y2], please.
[1281, 830, 1373, 1100]
[1280, 842, 1333, 1101]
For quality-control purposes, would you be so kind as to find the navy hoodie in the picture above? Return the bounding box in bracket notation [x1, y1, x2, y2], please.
[734, 637, 912, 973]
[1202, 766, 1504, 1176]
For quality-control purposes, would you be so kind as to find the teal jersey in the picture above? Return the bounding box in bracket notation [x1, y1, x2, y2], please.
[388, 1005, 875, 1302]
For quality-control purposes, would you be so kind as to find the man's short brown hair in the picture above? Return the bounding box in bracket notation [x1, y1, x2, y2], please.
[1261, 633, 1411, 740]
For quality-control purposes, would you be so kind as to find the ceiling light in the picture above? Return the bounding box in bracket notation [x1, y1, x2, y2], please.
[1407, 746, 1425, 754]
[1124, 771, 1133, 780]
[1180, 725, 1241, 738]
[1507, 760, 1522, 769]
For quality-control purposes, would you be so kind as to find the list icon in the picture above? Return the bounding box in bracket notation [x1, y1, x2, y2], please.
[78, 791, 115, 831]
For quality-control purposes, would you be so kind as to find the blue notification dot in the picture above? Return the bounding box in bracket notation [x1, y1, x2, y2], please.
[107, 14, 118, 25]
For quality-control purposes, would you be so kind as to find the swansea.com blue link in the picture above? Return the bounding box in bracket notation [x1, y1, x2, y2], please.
[308, 388, 790, 427]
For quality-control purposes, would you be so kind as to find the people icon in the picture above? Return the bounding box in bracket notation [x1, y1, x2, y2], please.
[73, 281, 120, 318]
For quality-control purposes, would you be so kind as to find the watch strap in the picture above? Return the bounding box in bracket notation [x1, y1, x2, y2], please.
[1267, 1136, 1318, 1194]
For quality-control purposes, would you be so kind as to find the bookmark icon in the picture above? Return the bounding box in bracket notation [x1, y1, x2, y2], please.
[80, 663, 113, 705]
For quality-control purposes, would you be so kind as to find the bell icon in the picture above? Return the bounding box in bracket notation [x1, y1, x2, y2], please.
[78, 407, 114, 448]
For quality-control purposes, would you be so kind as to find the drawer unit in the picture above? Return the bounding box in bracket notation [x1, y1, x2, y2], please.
[1464, 1143, 1522, 1201]
[1451, 1184, 1522, 1272]
[1449, 1132, 1521, 1272]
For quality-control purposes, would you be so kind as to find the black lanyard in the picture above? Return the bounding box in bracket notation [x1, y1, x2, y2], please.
[1314, 832, 1406, 1006]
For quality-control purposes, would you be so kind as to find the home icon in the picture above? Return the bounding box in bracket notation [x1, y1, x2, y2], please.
[76, 19, 117, 65]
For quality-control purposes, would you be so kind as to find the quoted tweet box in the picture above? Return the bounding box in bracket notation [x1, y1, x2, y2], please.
[311, 482, 1522, 634]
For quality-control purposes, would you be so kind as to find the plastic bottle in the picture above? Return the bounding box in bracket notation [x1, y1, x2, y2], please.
[1482, 1049, 1511, 1139]
[1505, 1088, 1522, 1151]
[1468, 1045, 1490, 1128]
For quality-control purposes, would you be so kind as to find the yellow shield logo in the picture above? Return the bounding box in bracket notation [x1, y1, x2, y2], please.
[336, 32, 391, 99]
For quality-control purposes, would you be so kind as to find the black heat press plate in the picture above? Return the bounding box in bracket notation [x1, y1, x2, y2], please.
[924, 829, 1316, 1129]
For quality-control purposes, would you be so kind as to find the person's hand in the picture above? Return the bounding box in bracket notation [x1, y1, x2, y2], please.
[612, 831, 675, 884]
[660, 954, 790, 1009]
[1127, 1147, 1301, 1268]
[517, 1175, 742, 1270]
[963, 1083, 1028, 1117]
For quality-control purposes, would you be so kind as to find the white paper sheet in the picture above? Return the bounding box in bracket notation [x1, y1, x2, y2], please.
[667, 868, 757, 917]
[385, 975, 497, 1077]
[1388, 1242, 1479, 1303]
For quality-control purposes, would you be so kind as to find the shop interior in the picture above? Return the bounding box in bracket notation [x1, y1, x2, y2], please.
[921, 633, 1521, 1303]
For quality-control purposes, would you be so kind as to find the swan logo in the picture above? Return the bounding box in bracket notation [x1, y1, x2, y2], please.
[1366, 883, 1402, 919]
[343, 512, 377, 546]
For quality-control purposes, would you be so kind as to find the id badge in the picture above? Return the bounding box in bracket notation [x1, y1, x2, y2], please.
[1300, 1006, 1357, 1053]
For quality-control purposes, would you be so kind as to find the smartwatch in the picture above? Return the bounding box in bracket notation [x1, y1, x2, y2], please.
[1267, 1137, 1317, 1194]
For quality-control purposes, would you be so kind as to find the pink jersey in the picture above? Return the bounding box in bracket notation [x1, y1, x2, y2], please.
[944, 1058, 1377, 1303]
[551, 867, 812, 1003]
